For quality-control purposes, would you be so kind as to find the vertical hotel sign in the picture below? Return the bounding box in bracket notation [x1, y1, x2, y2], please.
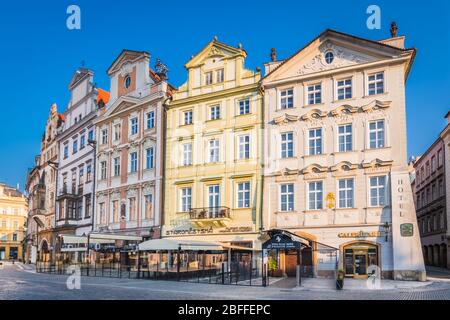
[390, 171, 425, 275]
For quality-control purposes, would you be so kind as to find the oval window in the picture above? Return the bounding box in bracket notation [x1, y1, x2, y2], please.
[325, 51, 334, 64]
[124, 76, 132, 89]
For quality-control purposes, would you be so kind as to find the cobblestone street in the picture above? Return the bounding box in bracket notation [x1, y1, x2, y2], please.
[1, 262, 450, 300]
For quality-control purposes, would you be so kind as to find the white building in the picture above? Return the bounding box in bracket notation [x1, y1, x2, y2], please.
[55, 68, 109, 259]
[261, 27, 425, 280]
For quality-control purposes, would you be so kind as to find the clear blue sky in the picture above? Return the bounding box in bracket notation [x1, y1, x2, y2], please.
[0, 0, 449, 190]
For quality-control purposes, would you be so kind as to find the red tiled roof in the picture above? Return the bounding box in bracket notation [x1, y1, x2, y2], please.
[97, 88, 110, 104]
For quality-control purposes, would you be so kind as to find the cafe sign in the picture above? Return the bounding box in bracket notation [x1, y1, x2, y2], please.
[338, 231, 382, 239]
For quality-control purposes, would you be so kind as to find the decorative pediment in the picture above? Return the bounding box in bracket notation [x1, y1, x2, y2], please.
[185, 39, 246, 69]
[107, 50, 150, 76]
[264, 29, 411, 82]
[362, 100, 392, 113]
[282, 168, 300, 176]
[362, 159, 394, 169]
[301, 109, 328, 121]
[330, 161, 359, 173]
[302, 164, 328, 175]
[99, 96, 139, 120]
[69, 68, 93, 90]
[331, 105, 359, 117]
[273, 113, 299, 125]
[298, 42, 373, 76]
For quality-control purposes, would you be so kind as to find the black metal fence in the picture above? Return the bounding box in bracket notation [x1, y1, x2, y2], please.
[36, 260, 264, 286]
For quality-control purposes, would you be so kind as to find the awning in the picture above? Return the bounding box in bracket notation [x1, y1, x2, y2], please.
[139, 239, 258, 252]
[60, 235, 115, 245]
[139, 239, 223, 251]
[89, 233, 142, 242]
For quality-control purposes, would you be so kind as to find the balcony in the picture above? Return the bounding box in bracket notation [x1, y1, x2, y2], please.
[189, 207, 231, 228]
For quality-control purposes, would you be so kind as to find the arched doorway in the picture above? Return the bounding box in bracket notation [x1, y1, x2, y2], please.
[342, 241, 380, 279]
[40, 239, 50, 262]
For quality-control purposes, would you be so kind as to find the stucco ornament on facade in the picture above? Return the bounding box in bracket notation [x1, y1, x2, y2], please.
[298, 42, 371, 75]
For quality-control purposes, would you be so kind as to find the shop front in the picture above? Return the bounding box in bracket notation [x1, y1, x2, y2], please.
[342, 242, 380, 279]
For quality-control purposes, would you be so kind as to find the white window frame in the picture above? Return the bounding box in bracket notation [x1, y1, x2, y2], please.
[130, 117, 139, 136]
[216, 68, 224, 83]
[338, 179, 355, 209]
[130, 152, 138, 173]
[280, 184, 294, 212]
[100, 161, 107, 180]
[307, 83, 322, 105]
[101, 129, 108, 145]
[280, 88, 294, 109]
[147, 111, 155, 129]
[239, 98, 250, 115]
[209, 139, 220, 163]
[369, 176, 387, 207]
[237, 182, 251, 209]
[281, 132, 294, 158]
[180, 187, 192, 213]
[146, 147, 155, 169]
[238, 134, 250, 160]
[183, 143, 193, 166]
[368, 120, 386, 149]
[205, 71, 213, 85]
[336, 78, 352, 100]
[183, 110, 193, 125]
[308, 181, 324, 210]
[338, 124, 353, 152]
[113, 157, 120, 177]
[308, 128, 323, 155]
[210, 105, 221, 120]
[368, 72, 385, 95]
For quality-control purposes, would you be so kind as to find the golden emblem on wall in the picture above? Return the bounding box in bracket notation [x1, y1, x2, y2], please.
[326, 192, 336, 209]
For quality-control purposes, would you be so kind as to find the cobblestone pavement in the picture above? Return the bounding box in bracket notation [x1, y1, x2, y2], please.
[1, 262, 450, 300]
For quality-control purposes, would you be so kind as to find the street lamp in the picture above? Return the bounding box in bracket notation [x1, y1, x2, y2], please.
[383, 222, 391, 242]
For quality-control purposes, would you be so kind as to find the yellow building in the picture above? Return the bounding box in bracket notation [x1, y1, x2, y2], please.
[0, 183, 28, 261]
[163, 38, 263, 252]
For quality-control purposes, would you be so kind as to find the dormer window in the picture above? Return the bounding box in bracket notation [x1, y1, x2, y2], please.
[124, 75, 132, 89]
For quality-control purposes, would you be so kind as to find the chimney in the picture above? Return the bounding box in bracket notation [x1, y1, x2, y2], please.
[379, 21, 405, 49]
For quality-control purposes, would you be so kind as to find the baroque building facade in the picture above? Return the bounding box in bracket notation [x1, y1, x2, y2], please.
[163, 38, 263, 252]
[54, 67, 110, 260]
[94, 50, 171, 240]
[25, 104, 65, 263]
[261, 29, 425, 280]
[414, 112, 449, 268]
[0, 184, 28, 261]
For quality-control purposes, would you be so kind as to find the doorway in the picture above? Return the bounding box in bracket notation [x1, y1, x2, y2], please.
[343, 243, 379, 279]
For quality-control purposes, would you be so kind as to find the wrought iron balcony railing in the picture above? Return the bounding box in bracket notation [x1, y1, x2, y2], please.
[189, 207, 231, 220]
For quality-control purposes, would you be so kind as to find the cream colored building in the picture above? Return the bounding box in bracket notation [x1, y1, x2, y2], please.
[0, 184, 28, 261]
[262, 28, 425, 280]
[163, 38, 263, 252]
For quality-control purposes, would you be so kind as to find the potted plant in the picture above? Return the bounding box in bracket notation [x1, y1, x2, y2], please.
[336, 269, 345, 290]
[268, 257, 283, 277]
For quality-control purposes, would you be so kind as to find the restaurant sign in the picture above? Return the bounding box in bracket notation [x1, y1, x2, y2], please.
[262, 233, 301, 250]
[338, 231, 382, 239]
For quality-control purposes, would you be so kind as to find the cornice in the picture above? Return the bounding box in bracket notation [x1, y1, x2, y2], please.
[168, 83, 260, 108]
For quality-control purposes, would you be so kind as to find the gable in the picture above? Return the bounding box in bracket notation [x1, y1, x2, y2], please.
[99, 96, 140, 121]
[107, 50, 150, 76]
[185, 39, 246, 69]
[265, 29, 412, 82]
